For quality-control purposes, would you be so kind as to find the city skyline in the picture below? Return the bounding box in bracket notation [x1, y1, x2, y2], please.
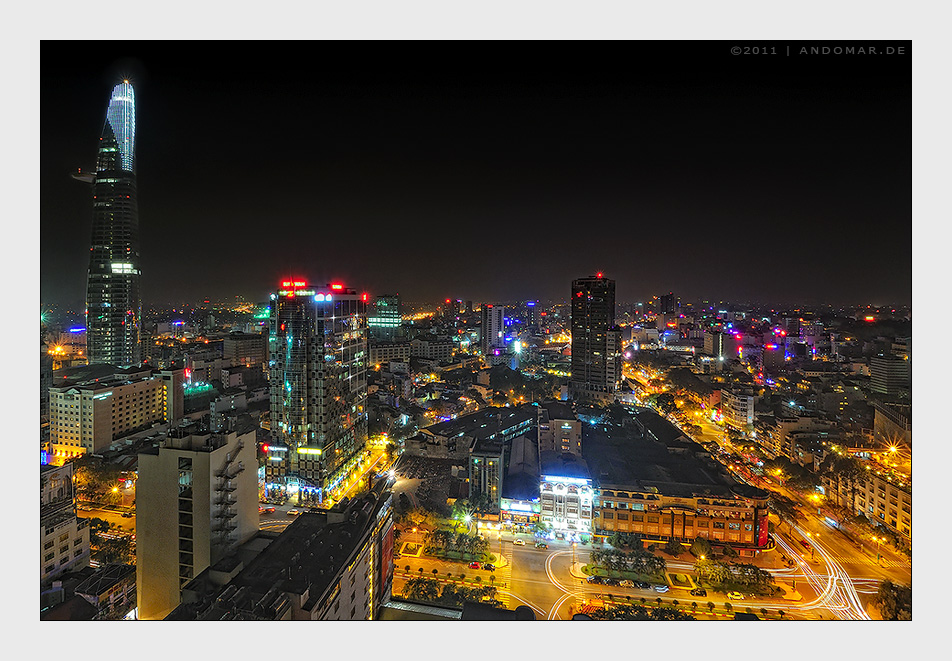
[31, 27, 921, 633]
[41, 41, 911, 309]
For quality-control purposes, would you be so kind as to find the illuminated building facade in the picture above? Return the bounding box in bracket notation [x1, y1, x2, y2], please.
[480, 303, 506, 365]
[570, 274, 622, 401]
[539, 451, 594, 537]
[368, 294, 401, 341]
[75, 82, 142, 367]
[266, 281, 368, 500]
[47, 366, 185, 465]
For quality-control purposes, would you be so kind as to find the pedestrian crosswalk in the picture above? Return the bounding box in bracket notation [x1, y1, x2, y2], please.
[825, 555, 909, 568]
[493, 544, 514, 608]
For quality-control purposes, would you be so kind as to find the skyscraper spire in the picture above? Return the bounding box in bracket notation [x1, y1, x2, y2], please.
[81, 81, 141, 366]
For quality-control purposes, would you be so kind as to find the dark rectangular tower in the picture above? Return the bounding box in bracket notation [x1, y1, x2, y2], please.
[571, 273, 621, 401]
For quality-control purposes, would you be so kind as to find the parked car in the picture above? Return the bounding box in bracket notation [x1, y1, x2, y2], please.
[727, 591, 744, 600]
[121, 512, 133, 518]
[635, 581, 650, 589]
[690, 587, 708, 597]
[604, 578, 620, 586]
[587, 575, 604, 584]
[653, 584, 669, 593]
[619, 580, 634, 588]
[468, 561, 482, 569]
[483, 563, 495, 572]
[535, 542, 548, 549]
[513, 539, 526, 546]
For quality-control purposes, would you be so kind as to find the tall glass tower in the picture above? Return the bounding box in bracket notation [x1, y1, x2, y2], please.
[76, 81, 141, 366]
[265, 280, 369, 503]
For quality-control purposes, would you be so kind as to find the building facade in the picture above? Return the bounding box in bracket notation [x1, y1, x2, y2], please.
[76, 82, 142, 367]
[368, 294, 401, 341]
[539, 452, 594, 538]
[47, 367, 185, 464]
[41, 463, 90, 585]
[480, 303, 506, 364]
[594, 487, 771, 554]
[538, 402, 581, 455]
[136, 425, 259, 620]
[369, 341, 411, 365]
[266, 280, 368, 500]
[570, 274, 622, 401]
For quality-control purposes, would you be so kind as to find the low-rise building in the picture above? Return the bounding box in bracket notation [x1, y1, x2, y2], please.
[73, 563, 136, 620]
[585, 409, 770, 556]
[539, 451, 593, 537]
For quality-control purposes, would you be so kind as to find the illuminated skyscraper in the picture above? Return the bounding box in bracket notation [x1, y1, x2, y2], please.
[74, 81, 141, 366]
[480, 303, 506, 365]
[570, 273, 622, 401]
[265, 281, 369, 502]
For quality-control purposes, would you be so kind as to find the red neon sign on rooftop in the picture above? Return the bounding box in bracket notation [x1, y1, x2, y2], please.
[331, 283, 343, 290]
[281, 279, 307, 288]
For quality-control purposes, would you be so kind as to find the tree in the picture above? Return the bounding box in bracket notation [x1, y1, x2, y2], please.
[874, 581, 912, 620]
[724, 603, 732, 614]
[689, 536, 712, 560]
[707, 602, 716, 614]
[402, 577, 441, 603]
[404, 565, 411, 573]
[663, 538, 683, 557]
[760, 608, 768, 619]
[777, 609, 785, 620]
[431, 568, 439, 577]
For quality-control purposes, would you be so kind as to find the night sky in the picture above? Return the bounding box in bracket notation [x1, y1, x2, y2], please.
[40, 40, 911, 308]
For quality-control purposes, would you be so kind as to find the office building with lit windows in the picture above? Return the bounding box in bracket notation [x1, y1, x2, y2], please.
[74, 81, 142, 367]
[570, 274, 622, 401]
[47, 365, 185, 465]
[265, 281, 369, 501]
[368, 294, 401, 341]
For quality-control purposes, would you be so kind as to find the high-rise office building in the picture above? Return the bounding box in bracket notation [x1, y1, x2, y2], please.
[265, 280, 368, 501]
[659, 292, 677, 315]
[368, 294, 401, 341]
[74, 81, 141, 367]
[480, 303, 506, 364]
[571, 274, 622, 400]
